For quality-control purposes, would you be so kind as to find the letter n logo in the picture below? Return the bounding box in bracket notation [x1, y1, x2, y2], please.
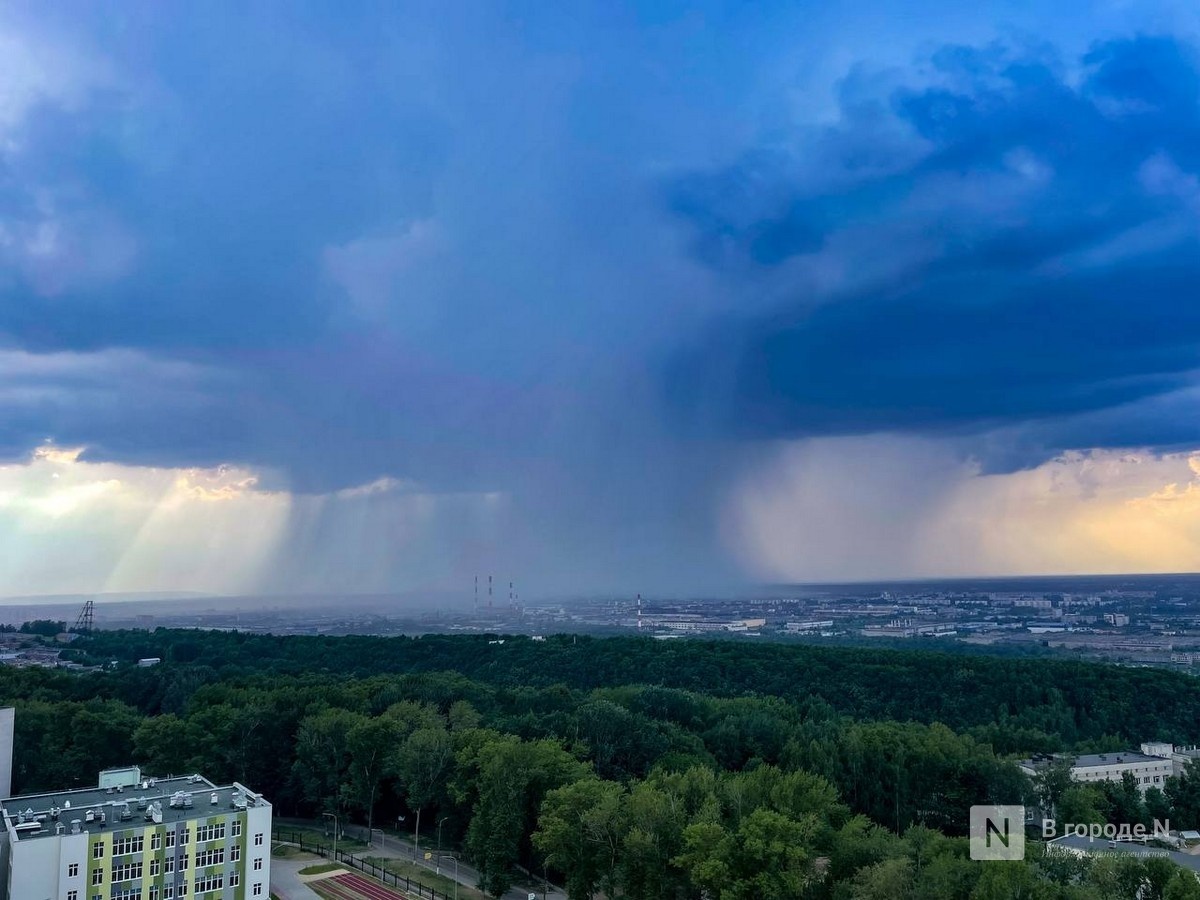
[970, 805, 1025, 860]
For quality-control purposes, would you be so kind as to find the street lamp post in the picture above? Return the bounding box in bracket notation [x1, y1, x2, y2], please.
[444, 853, 458, 900]
[414, 809, 421, 859]
[322, 812, 339, 863]
[436, 817, 449, 874]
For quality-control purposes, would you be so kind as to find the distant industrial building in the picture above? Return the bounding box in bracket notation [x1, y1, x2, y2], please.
[639, 616, 766, 634]
[784, 621, 835, 633]
[0, 714, 272, 900]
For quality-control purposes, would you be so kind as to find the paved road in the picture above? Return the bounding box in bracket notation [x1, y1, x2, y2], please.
[365, 833, 563, 900]
[269, 855, 325, 900]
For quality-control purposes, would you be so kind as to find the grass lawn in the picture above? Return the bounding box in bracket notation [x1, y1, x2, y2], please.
[298, 862, 343, 876]
[271, 844, 318, 860]
[362, 856, 489, 900]
[277, 823, 371, 853]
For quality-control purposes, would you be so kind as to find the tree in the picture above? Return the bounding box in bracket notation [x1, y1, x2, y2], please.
[676, 808, 818, 900]
[533, 778, 625, 900]
[1033, 760, 1074, 819]
[461, 736, 590, 897]
[1165, 870, 1200, 900]
[292, 708, 359, 815]
[970, 861, 1039, 900]
[20, 619, 66, 637]
[396, 725, 453, 815]
[1058, 785, 1107, 830]
[1167, 761, 1200, 829]
[133, 714, 205, 775]
[1145, 786, 1172, 826]
[848, 857, 913, 900]
[448, 700, 482, 732]
[346, 715, 403, 833]
[1101, 772, 1145, 828]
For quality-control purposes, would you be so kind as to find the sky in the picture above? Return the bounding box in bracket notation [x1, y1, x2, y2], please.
[4, 1, 1200, 597]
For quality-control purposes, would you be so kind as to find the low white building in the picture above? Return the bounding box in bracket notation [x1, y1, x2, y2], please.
[1021, 749, 1173, 793]
[1141, 742, 1200, 778]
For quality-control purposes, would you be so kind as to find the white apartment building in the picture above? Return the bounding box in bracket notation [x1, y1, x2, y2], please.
[0, 763, 272, 900]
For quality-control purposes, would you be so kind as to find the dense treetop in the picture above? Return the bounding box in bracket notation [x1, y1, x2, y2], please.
[3, 628, 1198, 899]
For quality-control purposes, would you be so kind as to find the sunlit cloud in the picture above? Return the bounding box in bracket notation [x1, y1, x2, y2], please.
[728, 439, 1200, 581]
[0, 446, 510, 598]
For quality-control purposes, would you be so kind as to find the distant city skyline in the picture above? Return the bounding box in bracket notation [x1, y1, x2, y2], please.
[4, 2, 1200, 596]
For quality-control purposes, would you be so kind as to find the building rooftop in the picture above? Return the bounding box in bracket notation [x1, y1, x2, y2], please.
[1, 774, 268, 842]
[1019, 750, 1168, 771]
[1073, 752, 1166, 767]
[1050, 834, 1200, 874]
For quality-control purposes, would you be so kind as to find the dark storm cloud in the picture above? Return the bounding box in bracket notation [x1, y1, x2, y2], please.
[5, 2, 1200, 591]
[667, 37, 1200, 459]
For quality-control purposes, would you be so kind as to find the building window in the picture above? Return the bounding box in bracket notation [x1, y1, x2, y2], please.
[196, 848, 225, 867]
[163, 887, 173, 900]
[93, 841, 105, 859]
[166, 831, 176, 849]
[150, 859, 160, 877]
[180, 853, 190, 871]
[113, 835, 145, 856]
[254, 832, 263, 846]
[180, 828, 190, 844]
[68, 892, 78, 900]
[253, 857, 263, 871]
[230, 872, 239, 887]
[230, 845, 241, 862]
[232, 820, 242, 838]
[69, 863, 79, 877]
[165, 857, 175, 874]
[193, 874, 224, 894]
[196, 823, 226, 843]
[92, 868, 103, 886]
[151, 832, 162, 851]
[253, 885, 262, 897]
[111, 861, 143, 882]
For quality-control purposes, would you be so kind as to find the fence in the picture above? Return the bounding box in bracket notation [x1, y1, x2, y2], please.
[272, 827, 454, 900]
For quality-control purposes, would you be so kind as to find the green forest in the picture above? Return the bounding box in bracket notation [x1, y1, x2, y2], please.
[6, 629, 1200, 899]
